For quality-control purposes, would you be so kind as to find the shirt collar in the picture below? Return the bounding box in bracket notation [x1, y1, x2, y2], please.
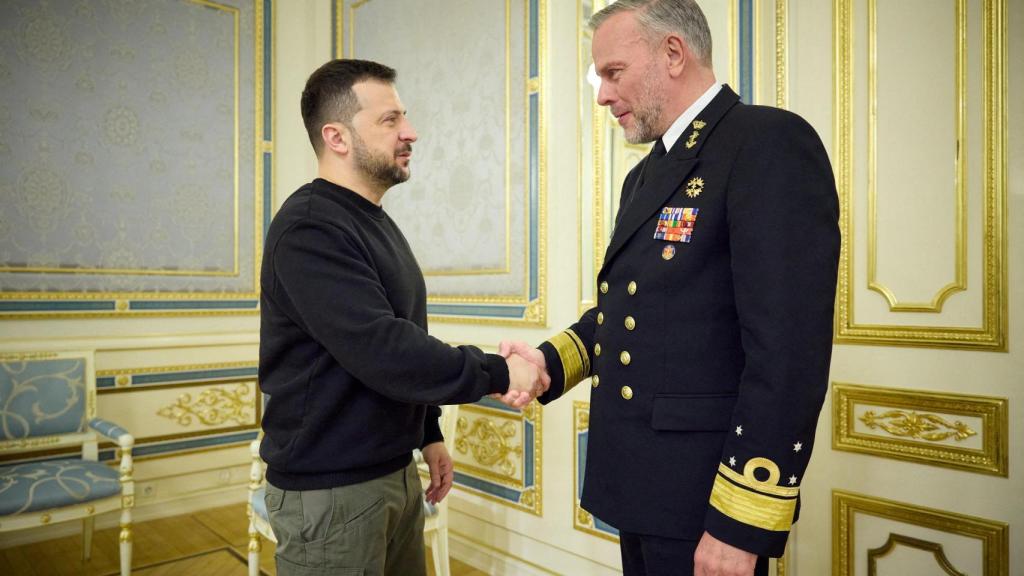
[661, 83, 722, 154]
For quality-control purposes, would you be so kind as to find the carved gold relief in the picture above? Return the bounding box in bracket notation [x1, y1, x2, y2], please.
[450, 401, 540, 516]
[156, 384, 254, 427]
[859, 410, 976, 442]
[455, 415, 522, 478]
[834, 383, 1006, 476]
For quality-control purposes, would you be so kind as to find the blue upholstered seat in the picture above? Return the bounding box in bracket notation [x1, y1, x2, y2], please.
[250, 485, 268, 522]
[0, 459, 121, 516]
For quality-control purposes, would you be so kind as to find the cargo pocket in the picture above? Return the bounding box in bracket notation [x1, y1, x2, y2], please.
[650, 393, 737, 431]
[299, 489, 335, 567]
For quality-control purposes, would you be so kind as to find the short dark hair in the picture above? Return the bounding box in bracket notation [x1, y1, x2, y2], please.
[300, 59, 397, 155]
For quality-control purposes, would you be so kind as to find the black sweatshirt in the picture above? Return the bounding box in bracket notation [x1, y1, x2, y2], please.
[259, 178, 510, 490]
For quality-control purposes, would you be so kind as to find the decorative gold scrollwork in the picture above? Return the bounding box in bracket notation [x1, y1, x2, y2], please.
[860, 410, 976, 442]
[454, 416, 522, 477]
[156, 384, 254, 427]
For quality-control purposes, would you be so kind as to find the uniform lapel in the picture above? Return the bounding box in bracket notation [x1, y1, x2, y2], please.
[600, 85, 742, 271]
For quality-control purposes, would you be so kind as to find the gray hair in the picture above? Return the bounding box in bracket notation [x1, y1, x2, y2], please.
[589, 0, 713, 67]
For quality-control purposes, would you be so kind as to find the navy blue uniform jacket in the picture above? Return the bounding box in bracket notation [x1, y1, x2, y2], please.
[538, 86, 840, 557]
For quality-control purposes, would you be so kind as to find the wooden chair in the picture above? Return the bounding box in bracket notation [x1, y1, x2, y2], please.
[0, 351, 135, 575]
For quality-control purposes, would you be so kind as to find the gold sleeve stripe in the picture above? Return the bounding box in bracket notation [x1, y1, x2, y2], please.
[709, 473, 797, 532]
[546, 329, 590, 388]
[717, 462, 800, 498]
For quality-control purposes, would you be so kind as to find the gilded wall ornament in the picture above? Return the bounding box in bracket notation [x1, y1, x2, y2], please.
[156, 384, 254, 427]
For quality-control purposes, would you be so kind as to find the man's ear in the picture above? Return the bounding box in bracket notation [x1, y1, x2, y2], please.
[664, 34, 688, 78]
[321, 122, 350, 155]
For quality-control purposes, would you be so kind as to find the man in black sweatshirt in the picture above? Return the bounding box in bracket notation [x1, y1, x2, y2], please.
[259, 59, 546, 576]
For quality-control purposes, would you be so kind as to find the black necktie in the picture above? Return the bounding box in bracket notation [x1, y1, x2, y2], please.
[616, 138, 667, 228]
[651, 138, 667, 159]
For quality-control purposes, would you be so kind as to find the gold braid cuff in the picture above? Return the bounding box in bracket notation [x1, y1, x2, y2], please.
[546, 329, 590, 392]
[709, 460, 798, 532]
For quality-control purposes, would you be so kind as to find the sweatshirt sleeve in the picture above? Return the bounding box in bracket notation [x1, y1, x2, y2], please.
[422, 405, 443, 448]
[271, 219, 509, 405]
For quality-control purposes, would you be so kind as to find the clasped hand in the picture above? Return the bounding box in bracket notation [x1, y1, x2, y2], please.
[491, 340, 550, 409]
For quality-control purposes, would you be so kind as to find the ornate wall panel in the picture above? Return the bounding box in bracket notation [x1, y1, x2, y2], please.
[94, 363, 259, 462]
[450, 397, 541, 516]
[833, 0, 1006, 349]
[0, 0, 273, 318]
[832, 382, 1007, 476]
[572, 400, 618, 541]
[833, 491, 1008, 576]
[577, 0, 784, 314]
[333, 0, 546, 325]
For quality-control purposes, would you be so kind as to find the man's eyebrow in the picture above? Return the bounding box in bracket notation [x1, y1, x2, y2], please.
[597, 60, 628, 75]
[379, 109, 407, 120]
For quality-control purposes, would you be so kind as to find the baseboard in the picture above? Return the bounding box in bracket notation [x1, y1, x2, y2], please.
[447, 511, 621, 576]
[0, 482, 248, 549]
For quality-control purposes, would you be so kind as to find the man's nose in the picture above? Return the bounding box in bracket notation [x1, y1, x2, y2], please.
[596, 80, 614, 107]
[400, 122, 418, 143]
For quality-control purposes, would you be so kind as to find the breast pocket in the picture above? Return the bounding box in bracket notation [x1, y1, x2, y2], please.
[650, 393, 737, 431]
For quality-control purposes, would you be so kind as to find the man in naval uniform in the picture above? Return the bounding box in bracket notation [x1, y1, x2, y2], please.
[499, 1, 840, 575]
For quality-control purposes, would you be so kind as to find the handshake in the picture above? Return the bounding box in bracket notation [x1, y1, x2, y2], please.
[492, 341, 550, 409]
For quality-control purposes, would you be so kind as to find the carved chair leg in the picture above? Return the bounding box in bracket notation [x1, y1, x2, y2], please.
[82, 516, 95, 561]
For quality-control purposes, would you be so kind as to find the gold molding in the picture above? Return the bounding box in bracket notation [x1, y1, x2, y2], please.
[867, 533, 966, 576]
[572, 400, 619, 543]
[833, 0, 1007, 349]
[774, 0, 787, 108]
[0, 0, 272, 319]
[833, 382, 1007, 476]
[0, 0, 241, 279]
[833, 491, 1008, 576]
[96, 360, 257, 379]
[866, 0, 966, 312]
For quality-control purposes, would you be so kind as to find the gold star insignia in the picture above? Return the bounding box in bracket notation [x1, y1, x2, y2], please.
[685, 177, 704, 198]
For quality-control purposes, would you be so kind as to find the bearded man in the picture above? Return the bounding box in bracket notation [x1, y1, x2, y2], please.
[499, 1, 840, 574]
[258, 59, 546, 576]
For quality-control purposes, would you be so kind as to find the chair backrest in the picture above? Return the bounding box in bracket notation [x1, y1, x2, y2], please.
[0, 351, 96, 453]
[438, 404, 459, 453]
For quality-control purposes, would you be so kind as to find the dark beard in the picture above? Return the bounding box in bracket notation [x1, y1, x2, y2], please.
[351, 131, 409, 188]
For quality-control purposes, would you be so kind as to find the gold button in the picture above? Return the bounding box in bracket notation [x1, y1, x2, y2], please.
[620, 351, 631, 365]
[627, 281, 638, 295]
[621, 386, 633, 400]
[592, 375, 600, 388]
[595, 343, 602, 356]
[600, 281, 609, 294]
[597, 312, 604, 325]
[624, 316, 636, 331]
